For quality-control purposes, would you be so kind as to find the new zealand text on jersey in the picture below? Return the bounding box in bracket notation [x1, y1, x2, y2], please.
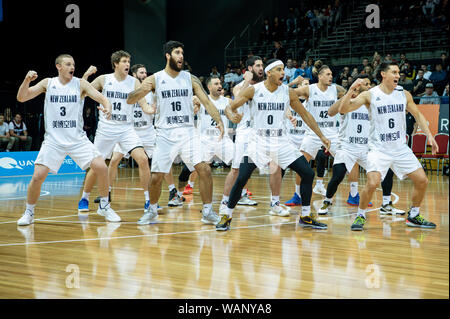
[313, 100, 334, 107]
[257, 102, 285, 110]
[161, 89, 189, 98]
[106, 91, 129, 99]
[377, 104, 404, 114]
[50, 95, 77, 103]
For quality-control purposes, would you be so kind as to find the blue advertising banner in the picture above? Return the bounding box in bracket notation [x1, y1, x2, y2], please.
[0, 151, 86, 177]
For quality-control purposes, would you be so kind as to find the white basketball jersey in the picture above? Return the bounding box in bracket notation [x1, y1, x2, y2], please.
[44, 77, 85, 146]
[368, 85, 407, 152]
[198, 95, 229, 136]
[133, 92, 155, 134]
[98, 73, 136, 131]
[306, 83, 339, 137]
[154, 70, 194, 129]
[249, 82, 290, 137]
[338, 105, 370, 151]
[286, 108, 308, 138]
[234, 81, 252, 133]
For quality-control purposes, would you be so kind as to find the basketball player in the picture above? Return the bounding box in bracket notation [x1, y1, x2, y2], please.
[216, 59, 331, 231]
[16, 54, 120, 226]
[127, 40, 227, 225]
[318, 74, 404, 215]
[77, 51, 154, 217]
[339, 62, 438, 230]
[221, 57, 263, 209]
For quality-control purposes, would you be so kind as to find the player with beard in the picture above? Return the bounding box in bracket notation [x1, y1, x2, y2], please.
[339, 62, 438, 230]
[17, 54, 119, 225]
[77, 51, 154, 219]
[216, 59, 331, 231]
[127, 40, 230, 225]
[219, 56, 290, 217]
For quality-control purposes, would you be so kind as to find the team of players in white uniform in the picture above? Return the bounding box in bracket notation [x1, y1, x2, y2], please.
[16, 40, 439, 232]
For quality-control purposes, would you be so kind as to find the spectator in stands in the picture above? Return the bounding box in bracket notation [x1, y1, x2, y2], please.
[383, 53, 395, 63]
[9, 113, 32, 151]
[440, 53, 449, 72]
[0, 114, 15, 152]
[441, 83, 449, 104]
[83, 106, 96, 142]
[416, 64, 432, 80]
[422, 0, 436, 21]
[183, 61, 192, 73]
[351, 67, 359, 78]
[294, 60, 308, 81]
[271, 40, 287, 63]
[232, 67, 243, 85]
[260, 19, 272, 42]
[429, 63, 448, 94]
[405, 110, 417, 147]
[210, 66, 220, 77]
[306, 9, 319, 31]
[341, 78, 349, 90]
[220, 74, 230, 94]
[347, 76, 354, 85]
[3, 107, 12, 123]
[413, 69, 430, 96]
[286, 7, 299, 36]
[399, 71, 413, 92]
[359, 58, 370, 72]
[419, 83, 441, 104]
[271, 17, 284, 41]
[283, 58, 296, 84]
[292, 59, 298, 69]
[401, 61, 416, 81]
[337, 66, 350, 85]
[398, 53, 407, 69]
[371, 60, 380, 79]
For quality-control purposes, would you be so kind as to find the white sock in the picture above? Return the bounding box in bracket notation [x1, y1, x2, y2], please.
[295, 184, 300, 197]
[177, 190, 183, 198]
[188, 181, 194, 188]
[350, 182, 358, 197]
[26, 203, 35, 213]
[357, 207, 366, 218]
[221, 195, 229, 204]
[226, 206, 234, 218]
[271, 195, 280, 206]
[241, 188, 247, 197]
[301, 206, 311, 217]
[109, 186, 112, 192]
[316, 179, 323, 187]
[168, 184, 176, 191]
[99, 197, 109, 209]
[325, 197, 333, 203]
[409, 206, 420, 218]
[203, 203, 212, 214]
[81, 192, 90, 200]
[150, 203, 158, 212]
[144, 191, 150, 202]
[383, 195, 391, 206]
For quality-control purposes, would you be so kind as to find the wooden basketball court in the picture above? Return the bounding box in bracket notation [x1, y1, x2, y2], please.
[0, 165, 448, 299]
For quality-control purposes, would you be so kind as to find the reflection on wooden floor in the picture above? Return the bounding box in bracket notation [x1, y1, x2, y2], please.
[0, 165, 448, 299]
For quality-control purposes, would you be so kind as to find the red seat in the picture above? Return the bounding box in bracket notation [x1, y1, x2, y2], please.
[423, 134, 449, 175]
[411, 133, 430, 173]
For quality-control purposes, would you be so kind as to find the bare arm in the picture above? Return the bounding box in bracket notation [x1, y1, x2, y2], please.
[17, 71, 48, 102]
[82, 66, 97, 81]
[127, 75, 155, 104]
[289, 89, 330, 150]
[328, 99, 342, 117]
[192, 74, 225, 139]
[405, 90, 438, 154]
[293, 85, 309, 99]
[80, 79, 112, 120]
[338, 79, 371, 114]
[134, 79, 155, 114]
[232, 71, 253, 98]
[336, 84, 347, 98]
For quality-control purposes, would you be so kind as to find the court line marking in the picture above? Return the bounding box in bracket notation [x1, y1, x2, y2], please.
[0, 189, 398, 247]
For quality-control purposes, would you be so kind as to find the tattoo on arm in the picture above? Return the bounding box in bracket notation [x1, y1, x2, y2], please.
[191, 74, 208, 96]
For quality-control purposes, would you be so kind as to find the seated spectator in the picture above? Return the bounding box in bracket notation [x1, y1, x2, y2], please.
[383, 53, 394, 63]
[232, 67, 243, 85]
[440, 53, 449, 72]
[441, 83, 449, 104]
[3, 107, 12, 123]
[351, 67, 359, 78]
[286, 7, 299, 35]
[399, 71, 413, 92]
[400, 61, 416, 81]
[398, 53, 407, 69]
[292, 59, 298, 69]
[224, 66, 235, 86]
[341, 78, 349, 90]
[294, 60, 308, 81]
[416, 64, 432, 80]
[419, 83, 441, 104]
[429, 63, 448, 94]
[412, 69, 430, 96]
[0, 114, 15, 152]
[362, 66, 374, 80]
[283, 59, 296, 84]
[405, 110, 418, 148]
[347, 76, 354, 85]
[359, 58, 370, 73]
[9, 113, 32, 151]
[271, 17, 284, 41]
[422, 0, 436, 21]
[306, 9, 319, 30]
[338, 66, 350, 85]
[260, 19, 272, 42]
[210, 66, 220, 77]
[270, 40, 287, 63]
